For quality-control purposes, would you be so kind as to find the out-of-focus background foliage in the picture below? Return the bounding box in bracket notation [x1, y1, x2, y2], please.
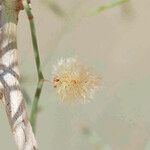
[1, 0, 150, 149]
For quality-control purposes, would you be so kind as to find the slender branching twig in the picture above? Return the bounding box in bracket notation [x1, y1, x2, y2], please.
[89, 0, 129, 16]
[23, 0, 44, 133]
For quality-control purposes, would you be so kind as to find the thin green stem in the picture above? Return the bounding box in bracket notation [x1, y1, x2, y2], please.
[23, 1, 43, 80]
[88, 0, 129, 16]
[23, 0, 44, 133]
[30, 80, 44, 133]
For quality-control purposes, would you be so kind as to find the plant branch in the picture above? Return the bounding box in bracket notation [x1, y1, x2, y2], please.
[23, 0, 44, 133]
[88, 0, 129, 16]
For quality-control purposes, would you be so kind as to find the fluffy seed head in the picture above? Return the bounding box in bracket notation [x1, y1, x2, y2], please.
[51, 58, 101, 103]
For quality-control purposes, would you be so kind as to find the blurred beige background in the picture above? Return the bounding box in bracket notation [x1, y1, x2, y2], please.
[1, 0, 150, 149]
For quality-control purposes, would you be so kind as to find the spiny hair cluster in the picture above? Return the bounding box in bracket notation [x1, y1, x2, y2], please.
[51, 58, 101, 103]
